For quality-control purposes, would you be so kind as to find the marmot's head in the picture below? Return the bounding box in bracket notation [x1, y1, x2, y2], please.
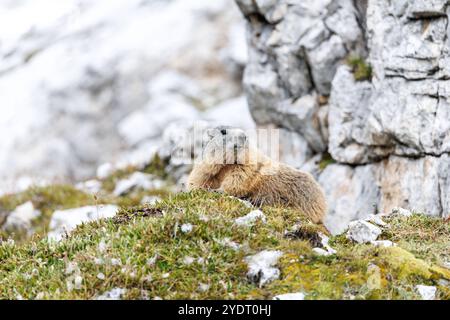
[203, 126, 250, 165]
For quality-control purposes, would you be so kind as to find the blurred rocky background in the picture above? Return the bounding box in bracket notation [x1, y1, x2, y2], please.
[1, 0, 450, 235]
[0, 0, 253, 193]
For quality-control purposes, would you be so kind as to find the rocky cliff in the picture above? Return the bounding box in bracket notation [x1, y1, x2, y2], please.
[235, 0, 450, 233]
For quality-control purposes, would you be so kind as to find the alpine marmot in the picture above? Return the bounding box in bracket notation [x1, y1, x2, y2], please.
[187, 126, 328, 223]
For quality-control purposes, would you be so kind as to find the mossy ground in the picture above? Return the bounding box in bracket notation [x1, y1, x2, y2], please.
[0, 190, 449, 300]
[0, 157, 173, 243]
[100, 154, 171, 194]
[347, 56, 373, 82]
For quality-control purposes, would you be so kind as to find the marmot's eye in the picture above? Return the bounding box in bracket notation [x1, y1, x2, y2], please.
[220, 129, 227, 135]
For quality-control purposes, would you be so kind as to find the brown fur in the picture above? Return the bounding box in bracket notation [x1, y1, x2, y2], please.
[187, 146, 328, 224]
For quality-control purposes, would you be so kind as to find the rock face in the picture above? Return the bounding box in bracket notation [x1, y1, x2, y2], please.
[236, 0, 450, 234]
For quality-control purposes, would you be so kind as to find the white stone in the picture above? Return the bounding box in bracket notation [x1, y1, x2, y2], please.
[110, 258, 121, 266]
[75, 179, 102, 194]
[1, 201, 41, 233]
[415, 285, 437, 300]
[312, 247, 333, 256]
[198, 283, 210, 292]
[347, 220, 382, 244]
[318, 233, 337, 255]
[391, 207, 413, 217]
[97, 288, 127, 300]
[234, 210, 266, 227]
[365, 214, 387, 227]
[47, 205, 118, 241]
[74, 276, 83, 290]
[113, 172, 164, 196]
[97, 273, 106, 280]
[96, 163, 114, 180]
[230, 197, 254, 208]
[141, 195, 162, 205]
[183, 256, 195, 265]
[370, 240, 395, 248]
[273, 292, 305, 300]
[180, 223, 193, 234]
[245, 250, 283, 287]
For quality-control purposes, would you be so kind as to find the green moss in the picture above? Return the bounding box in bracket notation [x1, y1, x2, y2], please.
[347, 56, 373, 82]
[377, 247, 433, 280]
[0, 190, 448, 300]
[0, 182, 171, 242]
[318, 152, 336, 171]
[142, 154, 170, 179]
[381, 214, 450, 267]
[267, 253, 368, 299]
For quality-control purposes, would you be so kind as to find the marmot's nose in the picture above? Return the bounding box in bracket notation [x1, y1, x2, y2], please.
[220, 129, 227, 135]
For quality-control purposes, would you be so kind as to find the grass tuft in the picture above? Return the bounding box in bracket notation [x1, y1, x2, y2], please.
[347, 56, 373, 81]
